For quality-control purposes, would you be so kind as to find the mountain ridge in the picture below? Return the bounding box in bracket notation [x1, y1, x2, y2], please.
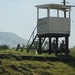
[0, 32, 27, 48]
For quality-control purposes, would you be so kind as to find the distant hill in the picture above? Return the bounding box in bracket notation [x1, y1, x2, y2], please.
[0, 32, 27, 48]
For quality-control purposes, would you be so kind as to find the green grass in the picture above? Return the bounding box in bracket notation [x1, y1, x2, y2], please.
[70, 48, 75, 57]
[0, 59, 75, 75]
[0, 48, 75, 75]
[0, 49, 57, 57]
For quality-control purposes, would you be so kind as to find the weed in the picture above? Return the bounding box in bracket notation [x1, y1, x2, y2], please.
[0, 59, 2, 64]
[39, 70, 53, 75]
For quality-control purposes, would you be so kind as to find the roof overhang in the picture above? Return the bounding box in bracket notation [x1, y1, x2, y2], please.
[35, 4, 71, 10]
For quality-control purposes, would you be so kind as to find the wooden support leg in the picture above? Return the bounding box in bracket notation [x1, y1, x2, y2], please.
[38, 37, 41, 54]
[49, 36, 51, 54]
[56, 37, 58, 49]
[65, 36, 69, 56]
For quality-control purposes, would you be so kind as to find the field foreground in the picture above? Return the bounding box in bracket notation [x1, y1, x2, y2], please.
[0, 49, 75, 75]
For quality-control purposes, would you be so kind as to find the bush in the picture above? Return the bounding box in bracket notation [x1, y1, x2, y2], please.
[0, 45, 9, 50]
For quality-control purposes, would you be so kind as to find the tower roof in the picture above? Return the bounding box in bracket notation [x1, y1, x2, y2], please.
[35, 4, 71, 11]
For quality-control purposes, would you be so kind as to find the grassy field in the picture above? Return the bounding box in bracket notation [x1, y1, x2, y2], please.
[70, 47, 75, 57]
[0, 48, 75, 75]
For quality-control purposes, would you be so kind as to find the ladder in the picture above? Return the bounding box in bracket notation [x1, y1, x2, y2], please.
[26, 25, 46, 53]
[27, 26, 37, 52]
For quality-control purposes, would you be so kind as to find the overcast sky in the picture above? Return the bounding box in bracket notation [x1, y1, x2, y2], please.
[0, 0, 75, 48]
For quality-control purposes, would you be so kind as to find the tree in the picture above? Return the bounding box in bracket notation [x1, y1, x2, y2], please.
[0, 45, 9, 50]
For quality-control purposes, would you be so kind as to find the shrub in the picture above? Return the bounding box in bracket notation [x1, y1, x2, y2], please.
[0, 45, 9, 50]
